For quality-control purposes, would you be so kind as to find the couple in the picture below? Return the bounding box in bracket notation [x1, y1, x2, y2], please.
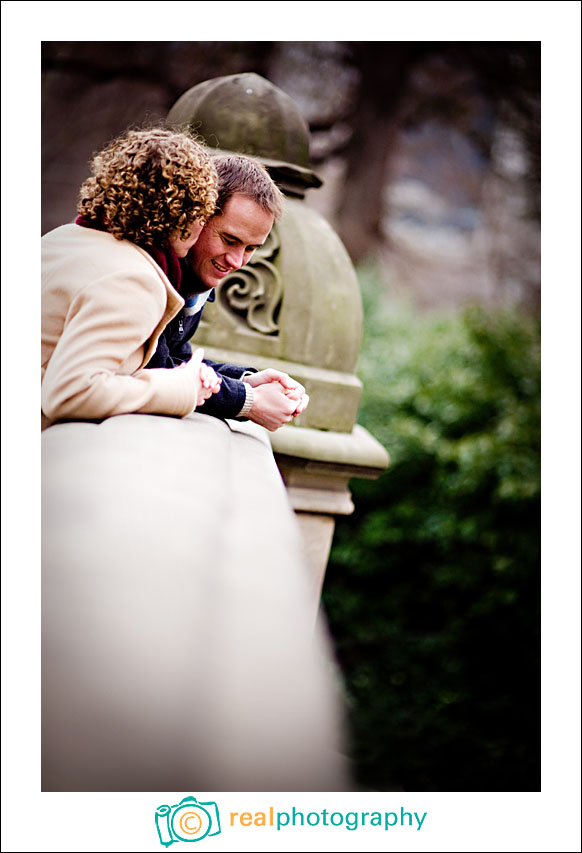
[41, 127, 309, 431]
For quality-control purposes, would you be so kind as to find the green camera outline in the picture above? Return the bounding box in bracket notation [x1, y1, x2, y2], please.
[155, 796, 221, 846]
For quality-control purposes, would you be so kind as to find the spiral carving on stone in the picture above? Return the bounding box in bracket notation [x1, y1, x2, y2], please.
[219, 227, 282, 335]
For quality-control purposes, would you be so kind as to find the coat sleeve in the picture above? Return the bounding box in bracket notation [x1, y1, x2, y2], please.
[42, 270, 199, 423]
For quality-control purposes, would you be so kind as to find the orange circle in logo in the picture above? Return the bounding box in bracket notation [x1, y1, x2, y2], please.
[179, 810, 202, 836]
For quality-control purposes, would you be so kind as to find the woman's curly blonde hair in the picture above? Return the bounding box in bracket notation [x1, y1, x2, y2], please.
[77, 128, 218, 246]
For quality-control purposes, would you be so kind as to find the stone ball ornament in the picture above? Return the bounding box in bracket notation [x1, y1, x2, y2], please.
[167, 72, 322, 197]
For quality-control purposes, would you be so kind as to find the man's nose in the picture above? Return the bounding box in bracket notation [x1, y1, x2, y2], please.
[224, 246, 246, 269]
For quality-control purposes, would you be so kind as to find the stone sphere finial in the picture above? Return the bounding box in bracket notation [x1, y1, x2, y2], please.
[167, 72, 322, 197]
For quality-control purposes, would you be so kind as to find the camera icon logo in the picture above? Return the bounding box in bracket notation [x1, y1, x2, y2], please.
[155, 796, 221, 846]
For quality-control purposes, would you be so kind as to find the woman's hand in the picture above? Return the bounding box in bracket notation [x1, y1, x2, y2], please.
[197, 361, 221, 405]
[179, 348, 221, 407]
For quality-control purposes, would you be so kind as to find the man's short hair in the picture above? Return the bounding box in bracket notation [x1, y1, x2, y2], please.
[212, 154, 285, 221]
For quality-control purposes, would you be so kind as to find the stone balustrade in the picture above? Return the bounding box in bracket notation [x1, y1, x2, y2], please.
[42, 412, 350, 791]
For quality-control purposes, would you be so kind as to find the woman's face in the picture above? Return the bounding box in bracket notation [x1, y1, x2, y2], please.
[169, 220, 205, 258]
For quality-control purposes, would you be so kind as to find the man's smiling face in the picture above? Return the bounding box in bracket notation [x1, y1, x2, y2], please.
[187, 193, 275, 290]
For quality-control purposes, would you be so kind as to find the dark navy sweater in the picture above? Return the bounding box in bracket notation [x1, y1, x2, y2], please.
[145, 288, 256, 420]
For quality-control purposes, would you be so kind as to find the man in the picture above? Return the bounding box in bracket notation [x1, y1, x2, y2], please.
[146, 154, 308, 431]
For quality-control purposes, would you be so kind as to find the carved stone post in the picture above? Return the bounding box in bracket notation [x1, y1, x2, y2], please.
[168, 73, 389, 594]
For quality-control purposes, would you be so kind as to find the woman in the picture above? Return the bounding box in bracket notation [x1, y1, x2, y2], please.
[41, 127, 221, 430]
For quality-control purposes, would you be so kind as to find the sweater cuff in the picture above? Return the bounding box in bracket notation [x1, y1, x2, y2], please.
[237, 382, 254, 418]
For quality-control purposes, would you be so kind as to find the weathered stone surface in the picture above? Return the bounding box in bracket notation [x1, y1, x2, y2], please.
[272, 424, 389, 597]
[293, 513, 337, 601]
[168, 72, 322, 193]
[271, 423, 390, 473]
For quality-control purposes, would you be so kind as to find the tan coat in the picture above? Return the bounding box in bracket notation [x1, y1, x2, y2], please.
[41, 224, 199, 429]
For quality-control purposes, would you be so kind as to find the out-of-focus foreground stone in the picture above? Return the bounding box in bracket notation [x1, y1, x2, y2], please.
[42, 414, 350, 792]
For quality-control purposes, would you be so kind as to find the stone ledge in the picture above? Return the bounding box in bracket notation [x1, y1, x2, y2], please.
[269, 423, 389, 476]
[42, 412, 347, 791]
[200, 345, 363, 433]
[284, 485, 355, 515]
[199, 346, 363, 391]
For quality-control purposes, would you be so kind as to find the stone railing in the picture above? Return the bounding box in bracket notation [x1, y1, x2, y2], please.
[42, 412, 350, 791]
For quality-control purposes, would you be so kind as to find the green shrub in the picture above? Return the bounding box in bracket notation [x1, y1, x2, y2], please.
[323, 267, 540, 791]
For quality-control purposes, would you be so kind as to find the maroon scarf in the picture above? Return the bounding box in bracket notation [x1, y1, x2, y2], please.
[75, 215, 182, 292]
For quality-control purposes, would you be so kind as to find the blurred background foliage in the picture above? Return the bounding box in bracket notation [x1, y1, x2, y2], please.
[323, 265, 540, 791]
